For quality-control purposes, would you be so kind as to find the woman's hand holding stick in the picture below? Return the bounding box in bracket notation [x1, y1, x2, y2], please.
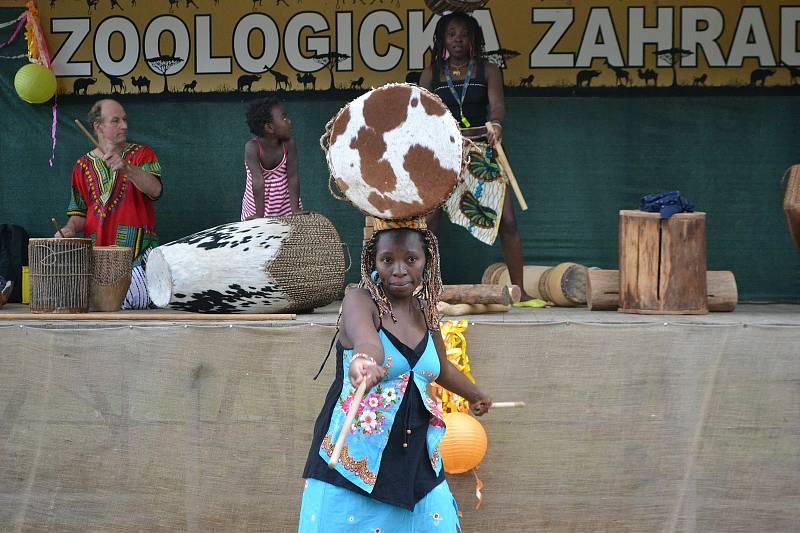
[485, 121, 528, 211]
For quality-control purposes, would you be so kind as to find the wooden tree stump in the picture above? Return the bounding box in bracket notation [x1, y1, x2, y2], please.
[619, 210, 707, 314]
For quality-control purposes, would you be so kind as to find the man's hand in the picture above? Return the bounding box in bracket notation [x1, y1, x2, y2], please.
[54, 226, 76, 238]
[103, 150, 129, 173]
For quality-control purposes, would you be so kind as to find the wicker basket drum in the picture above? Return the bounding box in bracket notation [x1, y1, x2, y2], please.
[28, 238, 92, 313]
[89, 246, 133, 311]
[146, 214, 346, 313]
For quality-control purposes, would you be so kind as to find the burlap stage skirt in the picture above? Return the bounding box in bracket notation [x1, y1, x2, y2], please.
[444, 140, 507, 245]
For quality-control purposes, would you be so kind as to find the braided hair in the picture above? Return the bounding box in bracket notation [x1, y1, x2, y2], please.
[431, 12, 486, 78]
[360, 228, 443, 330]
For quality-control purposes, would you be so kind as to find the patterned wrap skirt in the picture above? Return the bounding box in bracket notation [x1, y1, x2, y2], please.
[444, 140, 507, 246]
[298, 478, 461, 533]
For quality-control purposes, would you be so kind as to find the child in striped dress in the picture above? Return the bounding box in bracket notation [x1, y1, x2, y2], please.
[241, 98, 303, 220]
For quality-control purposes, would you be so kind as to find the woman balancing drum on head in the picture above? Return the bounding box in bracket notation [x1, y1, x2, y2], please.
[299, 84, 492, 532]
[420, 11, 534, 302]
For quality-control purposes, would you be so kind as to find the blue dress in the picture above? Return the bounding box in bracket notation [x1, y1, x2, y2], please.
[299, 328, 461, 532]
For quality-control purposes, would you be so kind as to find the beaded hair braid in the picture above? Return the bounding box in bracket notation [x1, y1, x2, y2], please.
[431, 12, 486, 77]
[360, 228, 443, 330]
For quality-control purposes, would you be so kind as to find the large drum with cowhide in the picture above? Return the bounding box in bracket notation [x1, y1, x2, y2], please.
[145, 214, 346, 313]
[322, 83, 464, 221]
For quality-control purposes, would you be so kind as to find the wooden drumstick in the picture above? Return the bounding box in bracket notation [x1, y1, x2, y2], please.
[485, 122, 528, 211]
[491, 401, 526, 408]
[328, 379, 368, 469]
[51, 217, 66, 239]
[74, 118, 103, 152]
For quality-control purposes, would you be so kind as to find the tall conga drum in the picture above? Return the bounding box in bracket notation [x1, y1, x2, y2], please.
[89, 246, 133, 311]
[146, 214, 346, 313]
[28, 238, 92, 313]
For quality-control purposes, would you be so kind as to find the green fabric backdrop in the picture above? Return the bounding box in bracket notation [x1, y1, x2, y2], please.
[1, 9, 798, 301]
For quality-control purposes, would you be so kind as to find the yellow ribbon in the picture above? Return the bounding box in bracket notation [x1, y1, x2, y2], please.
[435, 320, 475, 414]
[436, 320, 486, 510]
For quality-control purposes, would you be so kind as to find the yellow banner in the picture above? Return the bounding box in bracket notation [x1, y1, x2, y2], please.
[37, 0, 800, 95]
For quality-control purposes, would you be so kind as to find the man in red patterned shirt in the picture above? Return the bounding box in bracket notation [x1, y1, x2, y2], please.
[55, 99, 163, 309]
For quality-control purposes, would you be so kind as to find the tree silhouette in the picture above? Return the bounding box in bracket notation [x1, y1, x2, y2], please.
[146, 55, 183, 93]
[482, 48, 520, 69]
[311, 52, 350, 90]
[654, 47, 693, 87]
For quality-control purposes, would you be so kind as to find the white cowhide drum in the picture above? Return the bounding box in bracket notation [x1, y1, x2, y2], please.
[146, 214, 346, 313]
[323, 83, 463, 220]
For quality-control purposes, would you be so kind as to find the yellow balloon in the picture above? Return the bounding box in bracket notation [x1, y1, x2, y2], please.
[14, 63, 57, 104]
[440, 412, 488, 474]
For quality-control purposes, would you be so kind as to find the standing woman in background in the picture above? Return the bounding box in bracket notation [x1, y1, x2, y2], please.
[420, 12, 532, 301]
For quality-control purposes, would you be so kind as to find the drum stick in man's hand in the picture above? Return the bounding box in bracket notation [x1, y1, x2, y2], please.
[485, 122, 528, 211]
[74, 118, 103, 152]
[51, 218, 66, 239]
[328, 379, 368, 469]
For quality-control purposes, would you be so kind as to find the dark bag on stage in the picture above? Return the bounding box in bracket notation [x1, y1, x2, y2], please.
[0, 224, 30, 303]
[639, 191, 694, 219]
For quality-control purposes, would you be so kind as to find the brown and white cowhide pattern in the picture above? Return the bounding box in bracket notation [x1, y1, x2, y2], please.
[326, 83, 463, 220]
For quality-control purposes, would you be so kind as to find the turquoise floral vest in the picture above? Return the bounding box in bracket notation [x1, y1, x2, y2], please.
[319, 329, 446, 493]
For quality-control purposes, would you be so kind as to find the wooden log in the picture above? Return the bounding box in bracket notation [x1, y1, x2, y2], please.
[707, 271, 738, 312]
[440, 284, 520, 305]
[437, 302, 511, 316]
[586, 269, 621, 311]
[481, 263, 549, 299]
[587, 269, 737, 312]
[619, 210, 707, 314]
